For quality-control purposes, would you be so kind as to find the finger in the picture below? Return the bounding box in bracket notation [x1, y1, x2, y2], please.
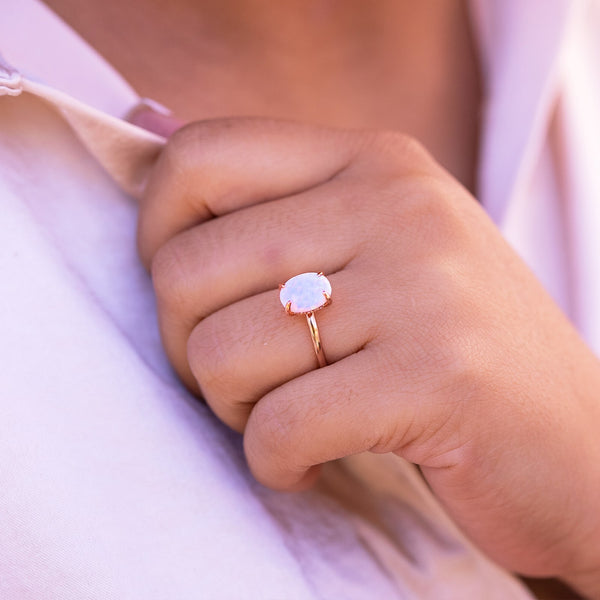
[137, 118, 364, 267]
[151, 179, 368, 391]
[187, 266, 380, 432]
[242, 343, 411, 492]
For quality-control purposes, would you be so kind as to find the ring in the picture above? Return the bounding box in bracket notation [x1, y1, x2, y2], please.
[279, 272, 332, 368]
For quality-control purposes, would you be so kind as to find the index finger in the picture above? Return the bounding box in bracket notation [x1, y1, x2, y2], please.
[137, 117, 364, 268]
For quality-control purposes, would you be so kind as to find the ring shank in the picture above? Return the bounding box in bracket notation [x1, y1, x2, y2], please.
[305, 311, 327, 368]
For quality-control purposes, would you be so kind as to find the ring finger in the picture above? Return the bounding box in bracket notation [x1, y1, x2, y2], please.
[151, 180, 372, 391]
[187, 263, 381, 432]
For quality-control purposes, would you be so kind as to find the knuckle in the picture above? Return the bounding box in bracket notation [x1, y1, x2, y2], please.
[161, 120, 240, 205]
[186, 316, 233, 401]
[159, 123, 222, 203]
[365, 175, 472, 257]
[407, 185, 471, 248]
[351, 133, 475, 252]
[415, 179, 474, 248]
[362, 130, 432, 171]
[161, 122, 202, 172]
[150, 237, 192, 313]
[374, 130, 426, 157]
[404, 259, 483, 384]
[247, 398, 299, 463]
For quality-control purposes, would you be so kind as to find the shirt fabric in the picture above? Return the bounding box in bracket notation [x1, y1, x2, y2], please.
[1, 0, 598, 598]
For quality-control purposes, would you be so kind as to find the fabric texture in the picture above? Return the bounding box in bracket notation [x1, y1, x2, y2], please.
[1, 0, 598, 597]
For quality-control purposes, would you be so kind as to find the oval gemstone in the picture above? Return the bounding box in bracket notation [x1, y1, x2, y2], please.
[280, 272, 332, 315]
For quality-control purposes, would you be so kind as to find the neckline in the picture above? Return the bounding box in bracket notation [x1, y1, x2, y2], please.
[1, 0, 575, 228]
[0, 0, 140, 118]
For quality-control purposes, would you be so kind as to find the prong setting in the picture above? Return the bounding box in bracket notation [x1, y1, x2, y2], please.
[278, 272, 331, 369]
[279, 272, 332, 315]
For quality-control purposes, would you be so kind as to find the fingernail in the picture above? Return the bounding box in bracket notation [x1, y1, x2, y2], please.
[138, 97, 172, 116]
[125, 97, 184, 138]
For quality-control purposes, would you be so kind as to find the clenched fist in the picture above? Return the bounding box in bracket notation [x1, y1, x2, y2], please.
[134, 115, 600, 597]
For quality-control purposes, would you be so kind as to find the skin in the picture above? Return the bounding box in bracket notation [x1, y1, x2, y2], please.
[137, 118, 600, 598]
[43, 0, 480, 190]
[44, 0, 600, 596]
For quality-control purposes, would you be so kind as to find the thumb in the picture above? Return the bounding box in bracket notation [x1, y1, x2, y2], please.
[126, 98, 185, 138]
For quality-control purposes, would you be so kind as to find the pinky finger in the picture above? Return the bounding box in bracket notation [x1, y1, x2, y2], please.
[243, 343, 409, 491]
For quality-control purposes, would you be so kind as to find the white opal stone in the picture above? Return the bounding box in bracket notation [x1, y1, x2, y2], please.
[280, 272, 332, 314]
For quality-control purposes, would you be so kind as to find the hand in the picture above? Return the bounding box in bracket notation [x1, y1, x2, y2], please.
[134, 115, 600, 595]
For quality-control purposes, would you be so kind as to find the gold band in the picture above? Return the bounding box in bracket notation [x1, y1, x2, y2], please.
[279, 272, 332, 369]
[306, 311, 327, 368]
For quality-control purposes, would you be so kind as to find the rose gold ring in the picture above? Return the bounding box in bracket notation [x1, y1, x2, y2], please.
[279, 272, 332, 368]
